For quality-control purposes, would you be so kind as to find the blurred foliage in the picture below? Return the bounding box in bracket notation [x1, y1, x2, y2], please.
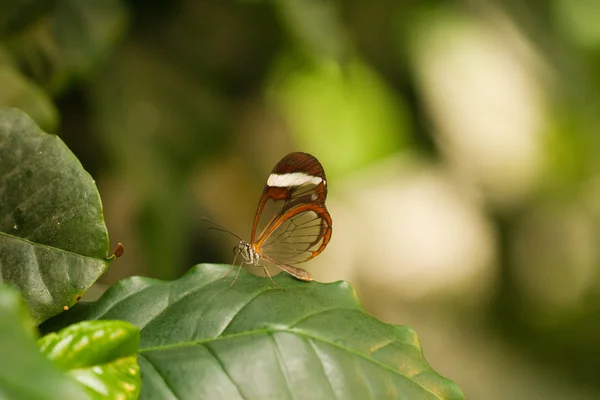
[3, 0, 600, 398]
[0, 285, 90, 399]
[268, 55, 411, 179]
[39, 320, 140, 399]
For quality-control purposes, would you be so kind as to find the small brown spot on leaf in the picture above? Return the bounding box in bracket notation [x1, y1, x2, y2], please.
[76, 295, 82, 302]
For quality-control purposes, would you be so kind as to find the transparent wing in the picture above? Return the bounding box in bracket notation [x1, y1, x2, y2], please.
[252, 179, 324, 243]
[250, 152, 327, 244]
[255, 203, 332, 265]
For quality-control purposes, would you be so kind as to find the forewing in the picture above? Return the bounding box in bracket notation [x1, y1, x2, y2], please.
[251, 152, 328, 243]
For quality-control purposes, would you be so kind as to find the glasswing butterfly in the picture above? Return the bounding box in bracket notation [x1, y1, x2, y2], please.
[209, 152, 332, 289]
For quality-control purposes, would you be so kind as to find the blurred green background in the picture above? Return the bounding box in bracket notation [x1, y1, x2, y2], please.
[3, 1, 600, 398]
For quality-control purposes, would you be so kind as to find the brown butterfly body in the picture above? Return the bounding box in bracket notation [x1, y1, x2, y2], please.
[229, 152, 332, 287]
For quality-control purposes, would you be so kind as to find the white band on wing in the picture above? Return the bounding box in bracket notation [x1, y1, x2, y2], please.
[267, 172, 323, 187]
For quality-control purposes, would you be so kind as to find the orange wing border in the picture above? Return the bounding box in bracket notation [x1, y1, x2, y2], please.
[254, 203, 332, 263]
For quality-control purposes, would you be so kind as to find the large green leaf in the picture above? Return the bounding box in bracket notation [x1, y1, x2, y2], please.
[39, 320, 141, 399]
[0, 284, 90, 400]
[42, 264, 465, 400]
[0, 107, 112, 324]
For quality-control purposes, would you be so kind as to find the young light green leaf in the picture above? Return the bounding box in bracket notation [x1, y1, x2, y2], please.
[42, 264, 465, 400]
[39, 320, 141, 400]
[0, 285, 90, 400]
[0, 107, 113, 324]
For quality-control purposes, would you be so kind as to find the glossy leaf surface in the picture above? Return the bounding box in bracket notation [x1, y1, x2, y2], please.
[0, 107, 111, 323]
[39, 320, 141, 399]
[42, 264, 465, 400]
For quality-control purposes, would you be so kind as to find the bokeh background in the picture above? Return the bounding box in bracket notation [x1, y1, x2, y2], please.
[3, 1, 600, 398]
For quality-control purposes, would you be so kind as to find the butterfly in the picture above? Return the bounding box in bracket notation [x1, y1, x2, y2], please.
[209, 152, 332, 289]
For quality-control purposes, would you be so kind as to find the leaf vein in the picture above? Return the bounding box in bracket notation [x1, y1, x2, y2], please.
[203, 344, 247, 400]
[139, 276, 226, 331]
[138, 353, 180, 400]
[219, 287, 277, 335]
[306, 337, 338, 400]
[269, 332, 294, 400]
[0, 174, 63, 228]
[96, 285, 156, 320]
[0, 231, 109, 263]
[289, 307, 355, 328]
[139, 328, 442, 399]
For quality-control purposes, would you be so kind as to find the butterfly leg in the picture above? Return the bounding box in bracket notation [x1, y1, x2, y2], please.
[227, 261, 247, 290]
[260, 265, 284, 291]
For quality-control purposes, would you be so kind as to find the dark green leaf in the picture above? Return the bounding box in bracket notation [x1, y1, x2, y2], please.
[0, 0, 54, 37]
[5, 0, 128, 93]
[0, 284, 90, 400]
[39, 320, 141, 399]
[42, 264, 465, 400]
[0, 107, 111, 324]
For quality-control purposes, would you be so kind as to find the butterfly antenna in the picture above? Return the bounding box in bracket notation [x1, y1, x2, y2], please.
[200, 217, 243, 241]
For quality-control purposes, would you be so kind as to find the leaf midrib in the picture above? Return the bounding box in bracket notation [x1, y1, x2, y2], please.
[138, 328, 442, 400]
[0, 231, 110, 262]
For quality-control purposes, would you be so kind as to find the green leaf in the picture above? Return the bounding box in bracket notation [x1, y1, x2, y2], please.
[5, 0, 128, 94]
[0, 48, 58, 132]
[0, 0, 54, 37]
[0, 107, 112, 324]
[0, 284, 90, 400]
[39, 320, 141, 399]
[42, 264, 465, 400]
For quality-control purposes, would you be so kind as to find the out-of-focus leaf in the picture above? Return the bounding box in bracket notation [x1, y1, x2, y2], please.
[5, 0, 128, 93]
[0, 0, 54, 37]
[273, 0, 348, 60]
[42, 264, 464, 400]
[554, 0, 600, 50]
[269, 56, 411, 179]
[0, 284, 90, 400]
[0, 48, 58, 132]
[39, 320, 141, 399]
[0, 108, 112, 324]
